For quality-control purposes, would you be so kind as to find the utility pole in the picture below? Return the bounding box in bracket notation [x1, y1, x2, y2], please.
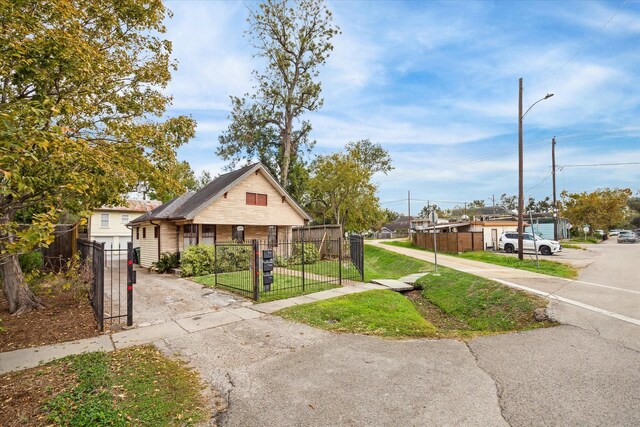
[491, 194, 496, 216]
[517, 77, 524, 260]
[552, 136, 558, 241]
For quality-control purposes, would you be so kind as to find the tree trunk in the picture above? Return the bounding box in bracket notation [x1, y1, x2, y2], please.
[2, 253, 44, 315]
[280, 115, 293, 188]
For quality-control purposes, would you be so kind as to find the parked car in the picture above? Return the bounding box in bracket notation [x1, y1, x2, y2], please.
[617, 230, 638, 244]
[609, 229, 620, 237]
[498, 232, 562, 255]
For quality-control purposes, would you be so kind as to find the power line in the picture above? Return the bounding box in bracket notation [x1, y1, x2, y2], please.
[559, 162, 640, 170]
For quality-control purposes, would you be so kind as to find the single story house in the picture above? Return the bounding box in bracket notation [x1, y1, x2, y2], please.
[469, 218, 520, 250]
[87, 199, 162, 249]
[129, 162, 311, 268]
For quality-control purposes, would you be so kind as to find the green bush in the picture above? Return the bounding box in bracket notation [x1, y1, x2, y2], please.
[180, 245, 215, 277]
[291, 242, 320, 265]
[216, 246, 252, 273]
[19, 251, 43, 274]
[275, 255, 290, 267]
[152, 252, 180, 274]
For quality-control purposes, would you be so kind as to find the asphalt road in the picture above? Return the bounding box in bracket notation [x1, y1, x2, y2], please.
[577, 239, 640, 293]
[148, 241, 640, 426]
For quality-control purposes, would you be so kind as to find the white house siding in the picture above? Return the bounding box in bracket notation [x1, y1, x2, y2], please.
[89, 210, 137, 249]
[133, 224, 159, 268]
[193, 170, 305, 227]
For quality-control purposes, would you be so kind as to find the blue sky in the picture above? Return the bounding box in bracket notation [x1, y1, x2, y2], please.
[163, 0, 640, 213]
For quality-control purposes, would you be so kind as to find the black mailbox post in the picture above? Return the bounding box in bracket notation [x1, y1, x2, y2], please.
[262, 249, 274, 292]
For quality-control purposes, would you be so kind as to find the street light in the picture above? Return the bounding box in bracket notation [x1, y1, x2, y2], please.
[518, 78, 553, 260]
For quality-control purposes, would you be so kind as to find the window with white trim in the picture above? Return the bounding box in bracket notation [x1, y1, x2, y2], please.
[100, 213, 109, 228]
[183, 224, 198, 249]
[121, 214, 129, 223]
[202, 224, 216, 245]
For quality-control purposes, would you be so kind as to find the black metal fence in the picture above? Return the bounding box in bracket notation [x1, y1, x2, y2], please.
[77, 239, 134, 331]
[212, 235, 364, 301]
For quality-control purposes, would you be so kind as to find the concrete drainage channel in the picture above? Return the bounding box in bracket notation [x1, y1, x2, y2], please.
[370, 273, 429, 291]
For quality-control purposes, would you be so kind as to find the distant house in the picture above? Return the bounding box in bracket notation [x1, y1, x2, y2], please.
[525, 214, 570, 240]
[129, 163, 311, 268]
[88, 199, 161, 249]
[470, 219, 520, 250]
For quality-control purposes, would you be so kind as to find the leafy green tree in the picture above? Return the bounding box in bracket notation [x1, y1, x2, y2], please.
[143, 161, 198, 202]
[561, 188, 632, 231]
[418, 204, 444, 219]
[306, 140, 392, 230]
[217, 0, 339, 193]
[500, 193, 517, 211]
[0, 0, 195, 314]
[381, 209, 401, 224]
[196, 170, 213, 191]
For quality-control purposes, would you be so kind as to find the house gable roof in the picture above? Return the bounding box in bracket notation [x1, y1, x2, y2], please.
[130, 162, 310, 224]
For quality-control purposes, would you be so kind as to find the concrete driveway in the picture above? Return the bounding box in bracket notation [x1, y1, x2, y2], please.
[130, 266, 249, 326]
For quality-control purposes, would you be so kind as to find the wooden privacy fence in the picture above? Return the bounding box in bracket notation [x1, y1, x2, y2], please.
[412, 231, 483, 253]
[292, 225, 343, 258]
[41, 224, 78, 271]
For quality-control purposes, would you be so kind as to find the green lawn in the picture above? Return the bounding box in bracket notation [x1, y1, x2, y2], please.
[278, 249, 555, 339]
[383, 240, 577, 279]
[278, 290, 437, 337]
[363, 244, 433, 282]
[3, 346, 208, 426]
[192, 271, 339, 302]
[563, 237, 601, 244]
[415, 266, 552, 332]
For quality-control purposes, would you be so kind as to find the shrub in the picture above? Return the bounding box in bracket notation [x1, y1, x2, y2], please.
[152, 252, 180, 274]
[275, 255, 290, 267]
[291, 242, 320, 265]
[216, 246, 252, 273]
[19, 251, 43, 274]
[180, 245, 215, 277]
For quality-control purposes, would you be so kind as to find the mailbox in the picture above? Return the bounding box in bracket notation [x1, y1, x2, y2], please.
[263, 274, 274, 285]
[263, 249, 274, 260]
[263, 261, 274, 272]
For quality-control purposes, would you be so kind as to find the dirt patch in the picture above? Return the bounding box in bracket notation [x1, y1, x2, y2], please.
[405, 290, 470, 330]
[0, 288, 99, 353]
[0, 361, 75, 426]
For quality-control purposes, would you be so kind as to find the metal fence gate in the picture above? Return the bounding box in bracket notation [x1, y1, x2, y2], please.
[78, 239, 134, 331]
[212, 235, 365, 301]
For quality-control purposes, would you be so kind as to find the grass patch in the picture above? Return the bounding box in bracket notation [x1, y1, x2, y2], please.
[278, 290, 437, 337]
[192, 271, 339, 303]
[563, 237, 600, 244]
[277, 248, 555, 339]
[363, 244, 432, 282]
[1, 346, 208, 426]
[383, 240, 577, 279]
[415, 266, 554, 333]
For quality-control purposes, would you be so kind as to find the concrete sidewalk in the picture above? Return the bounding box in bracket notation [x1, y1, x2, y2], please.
[0, 282, 386, 374]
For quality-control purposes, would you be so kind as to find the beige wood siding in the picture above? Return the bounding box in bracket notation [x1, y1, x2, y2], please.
[192, 171, 306, 226]
[160, 222, 179, 254]
[136, 225, 159, 268]
[217, 225, 232, 242]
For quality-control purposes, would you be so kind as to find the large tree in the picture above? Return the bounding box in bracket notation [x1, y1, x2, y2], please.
[217, 0, 339, 194]
[306, 140, 393, 231]
[561, 188, 632, 231]
[0, 0, 195, 314]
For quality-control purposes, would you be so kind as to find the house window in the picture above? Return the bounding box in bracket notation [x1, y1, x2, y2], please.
[183, 224, 197, 249]
[232, 225, 245, 242]
[268, 225, 278, 247]
[142, 227, 146, 239]
[100, 213, 109, 228]
[121, 214, 129, 223]
[246, 192, 268, 206]
[154, 226, 159, 239]
[202, 224, 216, 245]
[136, 227, 139, 239]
